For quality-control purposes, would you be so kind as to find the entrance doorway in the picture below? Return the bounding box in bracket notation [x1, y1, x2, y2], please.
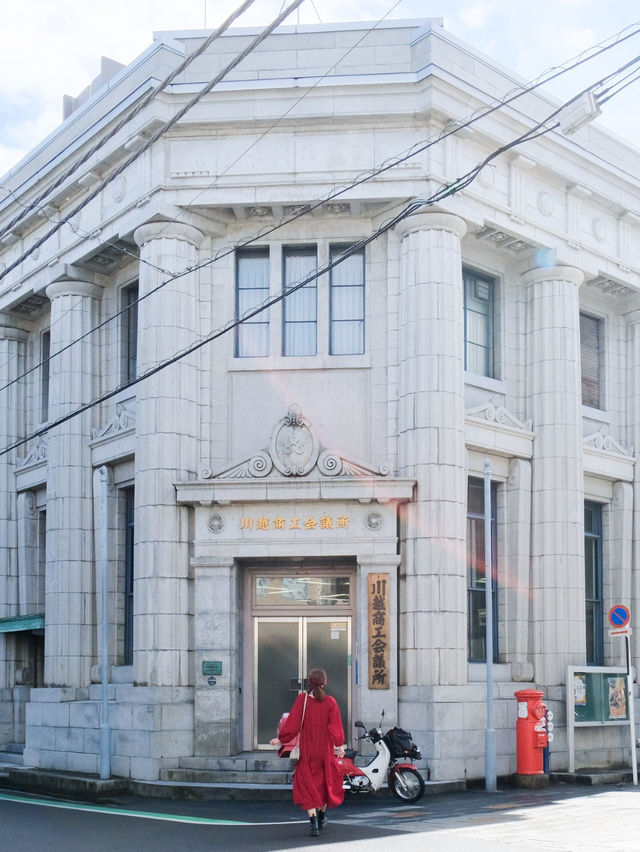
[255, 616, 351, 747]
[245, 566, 355, 749]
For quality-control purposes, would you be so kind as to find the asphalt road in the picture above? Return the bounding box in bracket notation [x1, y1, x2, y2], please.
[1, 782, 639, 851]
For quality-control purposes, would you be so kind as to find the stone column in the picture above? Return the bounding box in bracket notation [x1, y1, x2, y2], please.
[44, 277, 102, 686]
[193, 557, 239, 755]
[625, 308, 640, 666]
[394, 211, 468, 687]
[505, 458, 534, 681]
[133, 221, 204, 686]
[17, 492, 39, 615]
[523, 265, 584, 686]
[0, 316, 28, 688]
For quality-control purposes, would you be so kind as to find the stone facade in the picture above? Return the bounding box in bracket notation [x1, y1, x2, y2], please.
[0, 19, 639, 782]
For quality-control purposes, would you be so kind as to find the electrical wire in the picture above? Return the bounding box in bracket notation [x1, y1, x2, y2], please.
[0, 0, 258, 243]
[2, 18, 640, 394]
[0, 0, 305, 285]
[1, 67, 631, 460]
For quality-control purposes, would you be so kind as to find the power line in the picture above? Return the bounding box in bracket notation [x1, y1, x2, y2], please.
[0, 0, 258, 243]
[0, 73, 623, 460]
[2, 20, 640, 394]
[0, 0, 305, 285]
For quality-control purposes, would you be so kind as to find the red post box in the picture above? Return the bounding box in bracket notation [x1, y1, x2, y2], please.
[515, 689, 548, 775]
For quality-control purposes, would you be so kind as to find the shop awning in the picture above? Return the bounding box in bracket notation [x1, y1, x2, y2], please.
[0, 614, 44, 633]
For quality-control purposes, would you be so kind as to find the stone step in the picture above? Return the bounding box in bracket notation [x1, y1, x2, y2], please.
[0, 751, 24, 766]
[160, 767, 293, 784]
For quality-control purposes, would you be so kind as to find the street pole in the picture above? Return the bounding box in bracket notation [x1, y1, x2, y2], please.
[484, 458, 497, 792]
[99, 465, 111, 780]
[625, 633, 638, 786]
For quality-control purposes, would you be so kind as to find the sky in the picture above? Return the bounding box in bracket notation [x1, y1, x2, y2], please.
[0, 0, 639, 178]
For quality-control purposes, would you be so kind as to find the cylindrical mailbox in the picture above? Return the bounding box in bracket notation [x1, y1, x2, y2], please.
[514, 689, 548, 775]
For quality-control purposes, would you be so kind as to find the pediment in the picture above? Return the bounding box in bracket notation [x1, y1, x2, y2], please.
[583, 427, 634, 459]
[465, 401, 533, 434]
[202, 404, 389, 481]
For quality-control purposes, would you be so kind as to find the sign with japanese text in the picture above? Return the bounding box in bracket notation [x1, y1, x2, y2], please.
[368, 573, 390, 690]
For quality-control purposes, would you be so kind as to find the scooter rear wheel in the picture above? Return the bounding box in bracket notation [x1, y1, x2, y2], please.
[389, 767, 425, 802]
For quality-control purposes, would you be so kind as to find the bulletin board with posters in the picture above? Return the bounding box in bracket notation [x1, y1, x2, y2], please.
[567, 666, 631, 773]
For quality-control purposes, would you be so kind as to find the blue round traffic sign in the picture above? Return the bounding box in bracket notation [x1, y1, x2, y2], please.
[608, 605, 630, 628]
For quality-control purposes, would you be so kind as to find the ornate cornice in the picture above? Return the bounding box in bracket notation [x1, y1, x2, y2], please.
[202, 404, 389, 481]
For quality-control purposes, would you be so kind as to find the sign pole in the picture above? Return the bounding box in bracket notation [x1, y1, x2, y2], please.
[625, 634, 638, 786]
[483, 459, 497, 792]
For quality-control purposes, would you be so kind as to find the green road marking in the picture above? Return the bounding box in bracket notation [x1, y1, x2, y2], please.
[0, 791, 249, 825]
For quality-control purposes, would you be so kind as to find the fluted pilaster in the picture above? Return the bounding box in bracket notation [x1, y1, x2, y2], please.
[524, 265, 584, 686]
[44, 277, 102, 686]
[132, 220, 205, 686]
[394, 211, 468, 687]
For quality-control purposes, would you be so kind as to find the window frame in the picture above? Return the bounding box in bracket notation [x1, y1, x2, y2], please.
[120, 281, 139, 385]
[584, 500, 604, 666]
[282, 245, 318, 357]
[329, 244, 365, 356]
[467, 477, 498, 663]
[235, 247, 271, 358]
[463, 268, 495, 378]
[40, 329, 51, 423]
[580, 312, 603, 409]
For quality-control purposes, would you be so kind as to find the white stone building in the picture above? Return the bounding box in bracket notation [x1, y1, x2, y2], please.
[0, 18, 639, 784]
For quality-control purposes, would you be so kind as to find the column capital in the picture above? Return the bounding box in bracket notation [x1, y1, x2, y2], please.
[46, 279, 103, 301]
[522, 265, 584, 288]
[394, 210, 467, 241]
[134, 220, 205, 249]
[0, 313, 29, 342]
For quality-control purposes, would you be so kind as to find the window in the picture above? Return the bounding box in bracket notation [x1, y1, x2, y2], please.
[121, 282, 138, 383]
[467, 477, 498, 662]
[464, 269, 494, 377]
[40, 329, 50, 422]
[580, 313, 602, 408]
[584, 501, 603, 665]
[123, 487, 135, 666]
[330, 245, 365, 355]
[236, 249, 270, 357]
[283, 246, 317, 356]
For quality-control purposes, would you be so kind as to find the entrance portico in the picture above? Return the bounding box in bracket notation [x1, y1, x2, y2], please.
[175, 405, 414, 756]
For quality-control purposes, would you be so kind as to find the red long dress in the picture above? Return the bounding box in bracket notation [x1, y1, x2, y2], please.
[278, 691, 345, 811]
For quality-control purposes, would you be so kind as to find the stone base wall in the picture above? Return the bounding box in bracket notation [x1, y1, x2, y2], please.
[399, 678, 640, 782]
[0, 688, 13, 746]
[23, 685, 194, 781]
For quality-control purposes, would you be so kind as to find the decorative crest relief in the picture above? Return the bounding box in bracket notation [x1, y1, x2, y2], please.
[16, 436, 48, 469]
[583, 427, 633, 458]
[202, 404, 389, 480]
[465, 401, 533, 433]
[92, 403, 136, 442]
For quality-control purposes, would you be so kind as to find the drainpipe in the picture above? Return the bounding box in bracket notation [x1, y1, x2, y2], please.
[98, 465, 112, 779]
[484, 458, 497, 792]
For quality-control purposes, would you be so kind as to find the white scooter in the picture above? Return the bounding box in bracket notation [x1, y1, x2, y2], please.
[336, 713, 426, 803]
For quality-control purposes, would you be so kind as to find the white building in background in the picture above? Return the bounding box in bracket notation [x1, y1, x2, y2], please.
[0, 18, 639, 784]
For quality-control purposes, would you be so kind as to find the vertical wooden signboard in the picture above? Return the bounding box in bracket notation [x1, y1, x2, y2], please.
[368, 573, 390, 689]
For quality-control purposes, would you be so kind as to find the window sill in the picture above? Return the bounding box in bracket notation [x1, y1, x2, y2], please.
[582, 405, 609, 423]
[228, 354, 371, 371]
[464, 372, 505, 393]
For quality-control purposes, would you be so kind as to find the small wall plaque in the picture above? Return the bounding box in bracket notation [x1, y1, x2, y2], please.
[202, 661, 223, 676]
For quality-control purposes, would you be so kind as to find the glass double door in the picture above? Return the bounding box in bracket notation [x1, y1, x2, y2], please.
[255, 616, 351, 747]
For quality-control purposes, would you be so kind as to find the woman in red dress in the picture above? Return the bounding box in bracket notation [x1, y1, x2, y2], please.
[271, 668, 345, 837]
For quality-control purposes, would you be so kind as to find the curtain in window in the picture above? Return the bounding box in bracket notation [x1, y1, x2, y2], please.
[330, 247, 364, 355]
[237, 250, 270, 357]
[283, 248, 317, 356]
[580, 313, 601, 408]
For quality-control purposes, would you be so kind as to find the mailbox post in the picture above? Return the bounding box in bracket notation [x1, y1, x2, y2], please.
[514, 689, 549, 787]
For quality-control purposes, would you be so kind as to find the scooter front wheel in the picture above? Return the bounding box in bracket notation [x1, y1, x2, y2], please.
[389, 767, 425, 803]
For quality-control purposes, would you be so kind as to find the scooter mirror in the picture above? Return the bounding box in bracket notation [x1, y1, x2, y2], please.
[354, 721, 365, 729]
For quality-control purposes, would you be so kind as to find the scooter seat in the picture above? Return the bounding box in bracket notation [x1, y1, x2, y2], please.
[344, 748, 357, 760]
